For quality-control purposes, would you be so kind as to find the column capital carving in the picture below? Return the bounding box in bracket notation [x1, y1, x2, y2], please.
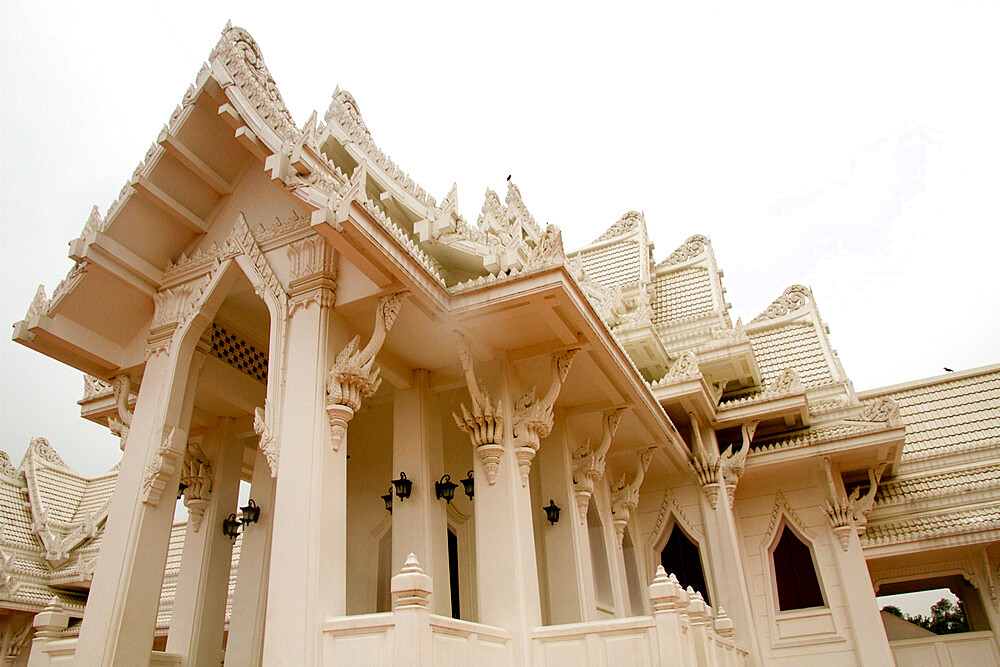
[146, 276, 210, 359]
[180, 443, 213, 531]
[287, 234, 337, 315]
[326, 291, 407, 450]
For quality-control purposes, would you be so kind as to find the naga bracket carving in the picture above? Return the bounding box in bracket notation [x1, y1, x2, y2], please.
[610, 448, 654, 546]
[453, 332, 504, 485]
[512, 348, 579, 486]
[326, 291, 407, 451]
[108, 375, 134, 451]
[572, 407, 627, 523]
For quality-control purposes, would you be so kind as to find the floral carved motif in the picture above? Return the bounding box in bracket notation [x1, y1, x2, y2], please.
[512, 348, 579, 486]
[107, 375, 133, 452]
[30, 437, 68, 468]
[0, 451, 17, 482]
[180, 444, 213, 531]
[750, 284, 811, 324]
[854, 397, 901, 428]
[572, 408, 627, 522]
[142, 427, 185, 506]
[661, 234, 710, 266]
[595, 211, 643, 242]
[453, 333, 505, 485]
[524, 224, 565, 270]
[610, 448, 654, 546]
[254, 402, 278, 477]
[654, 350, 701, 387]
[326, 292, 407, 451]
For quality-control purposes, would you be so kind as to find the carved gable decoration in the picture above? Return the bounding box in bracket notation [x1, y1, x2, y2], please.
[659, 234, 710, 267]
[750, 285, 811, 324]
[210, 22, 297, 141]
[594, 211, 643, 243]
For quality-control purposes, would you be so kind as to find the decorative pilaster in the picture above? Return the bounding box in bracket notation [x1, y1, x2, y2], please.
[453, 332, 504, 484]
[325, 292, 406, 450]
[286, 234, 337, 316]
[511, 348, 579, 486]
[571, 407, 626, 523]
[180, 443, 212, 531]
[108, 375, 133, 451]
[609, 448, 654, 546]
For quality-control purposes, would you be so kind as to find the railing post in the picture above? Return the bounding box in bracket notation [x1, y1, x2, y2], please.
[26, 598, 69, 667]
[648, 566, 689, 666]
[391, 553, 434, 667]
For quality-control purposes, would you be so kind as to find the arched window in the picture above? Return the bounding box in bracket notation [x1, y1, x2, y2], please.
[772, 524, 824, 610]
[660, 524, 709, 605]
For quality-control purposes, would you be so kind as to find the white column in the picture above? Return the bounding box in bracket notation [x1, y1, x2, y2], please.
[261, 298, 347, 665]
[696, 425, 762, 662]
[225, 447, 277, 666]
[74, 338, 205, 665]
[165, 421, 243, 665]
[831, 526, 893, 664]
[535, 409, 585, 624]
[473, 352, 542, 664]
[391, 369, 450, 616]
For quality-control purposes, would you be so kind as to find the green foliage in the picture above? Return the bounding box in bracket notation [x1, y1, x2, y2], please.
[880, 597, 969, 635]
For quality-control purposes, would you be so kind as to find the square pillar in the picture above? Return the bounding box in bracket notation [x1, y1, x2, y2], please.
[261, 299, 347, 665]
[225, 447, 277, 666]
[391, 369, 450, 616]
[74, 341, 205, 665]
[165, 420, 244, 665]
[472, 353, 542, 664]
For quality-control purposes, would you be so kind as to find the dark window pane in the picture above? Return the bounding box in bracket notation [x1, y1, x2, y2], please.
[448, 529, 461, 619]
[773, 526, 824, 610]
[660, 525, 710, 605]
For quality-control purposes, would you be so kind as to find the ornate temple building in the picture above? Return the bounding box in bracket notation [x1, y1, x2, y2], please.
[5, 22, 999, 666]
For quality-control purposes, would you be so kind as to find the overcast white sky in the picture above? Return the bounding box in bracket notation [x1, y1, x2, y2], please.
[1, 2, 998, 487]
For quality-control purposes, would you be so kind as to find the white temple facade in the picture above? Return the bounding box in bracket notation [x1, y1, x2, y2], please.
[6, 23, 999, 666]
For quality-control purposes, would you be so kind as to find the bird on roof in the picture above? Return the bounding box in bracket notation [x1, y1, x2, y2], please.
[507, 175, 511, 181]
[944, 367, 954, 372]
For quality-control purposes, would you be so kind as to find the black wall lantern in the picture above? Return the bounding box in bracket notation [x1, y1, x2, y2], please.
[543, 499, 561, 525]
[222, 513, 241, 539]
[435, 475, 458, 503]
[240, 499, 260, 527]
[392, 472, 413, 501]
[460, 470, 474, 500]
[381, 487, 394, 514]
